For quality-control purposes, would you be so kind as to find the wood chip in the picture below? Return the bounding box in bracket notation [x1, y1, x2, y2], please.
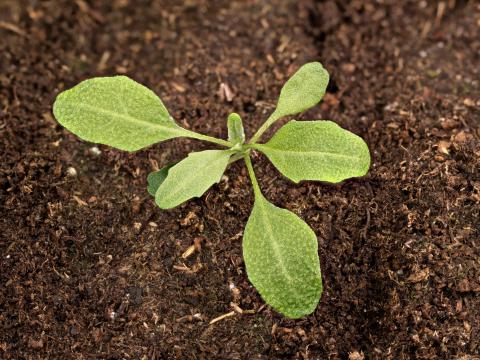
[463, 98, 475, 107]
[173, 263, 191, 272]
[181, 245, 196, 259]
[407, 268, 430, 283]
[97, 51, 111, 72]
[348, 351, 365, 360]
[218, 83, 234, 102]
[454, 131, 473, 144]
[73, 195, 88, 206]
[171, 82, 186, 93]
[435, 1, 446, 27]
[436, 140, 450, 155]
[180, 211, 197, 226]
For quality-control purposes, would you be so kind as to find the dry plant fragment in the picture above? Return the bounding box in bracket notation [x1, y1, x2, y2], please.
[209, 311, 235, 325]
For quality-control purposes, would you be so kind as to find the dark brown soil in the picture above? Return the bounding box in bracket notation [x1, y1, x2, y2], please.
[1, 0, 479, 359]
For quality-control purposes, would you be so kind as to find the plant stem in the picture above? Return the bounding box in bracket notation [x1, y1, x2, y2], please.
[244, 154, 262, 198]
[248, 111, 279, 144]
[182, 129, 232, 147]
[228, 149, 250, 164]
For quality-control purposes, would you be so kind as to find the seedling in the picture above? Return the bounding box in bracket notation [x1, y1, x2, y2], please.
[53, 62, 371, 318]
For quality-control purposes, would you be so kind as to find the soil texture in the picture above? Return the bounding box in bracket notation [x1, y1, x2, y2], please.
[1, 0, 479, 359]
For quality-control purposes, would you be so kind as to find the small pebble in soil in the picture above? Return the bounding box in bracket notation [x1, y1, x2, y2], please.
[89, 146, 102, 156]
[66, 166, 77, 177]
[69, 326, 78, 336]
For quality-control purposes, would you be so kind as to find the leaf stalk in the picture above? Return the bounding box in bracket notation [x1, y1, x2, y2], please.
[182, 129, 232, 147]
[248, 111, 280, 144]
[244, 154, 262, 198]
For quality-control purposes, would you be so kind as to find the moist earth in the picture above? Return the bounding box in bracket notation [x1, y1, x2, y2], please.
[1, 0, 479, 359]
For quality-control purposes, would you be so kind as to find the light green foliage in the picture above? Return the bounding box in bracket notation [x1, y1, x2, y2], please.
[253, 120, 370, 183]
[52, 61, 371, 319]
[227, 113, 245, 144]
[274, 62, 329, 119]
[155, 150, 231, 209]
[147, 164, 174, 196]
[53, 76, 189, 151]
[243, 193, 322, 318]
[249, 62, 329, 144]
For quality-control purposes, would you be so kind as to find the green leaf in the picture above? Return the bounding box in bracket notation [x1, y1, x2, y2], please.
[274, 62, 329, 119]
[53, 76, 188, 151]
[253, 120, 370, 183]
[243, 193, 322, 318]
[147, 164, 175, 196]
[155, 150, 231, 209]
[227, 113, 245, 144]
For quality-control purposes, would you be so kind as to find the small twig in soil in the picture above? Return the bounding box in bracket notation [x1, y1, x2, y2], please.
[0, 21, 26, 37]
[176, 313, 203, 323]
[209, 311, 235, 325]
[230, 302, 256, 315]
[173, 263, 203, 274]
[72, 195, 88, 206]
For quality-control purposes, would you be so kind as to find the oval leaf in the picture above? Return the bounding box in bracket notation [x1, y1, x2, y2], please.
[243, 194, 322, 318]
[53, 76, 187, 151]
[227, 113, 245, 144]
[147, 164, 175, 196]
[155, 150, 231, 209]
[253, 120, 370, 183]
[274, 62, 329, 119]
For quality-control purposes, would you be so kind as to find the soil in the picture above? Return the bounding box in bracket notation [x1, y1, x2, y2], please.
[1, 0, 479, 359]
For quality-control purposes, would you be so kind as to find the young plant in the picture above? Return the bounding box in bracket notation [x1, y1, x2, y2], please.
[53, 62, 371, 318]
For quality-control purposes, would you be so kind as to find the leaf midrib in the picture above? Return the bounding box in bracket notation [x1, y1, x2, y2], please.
[158, 153, 228, 205]
[76, 102, 183, 135]
[256, 198, 293, 283]
[255, 144, 363, 160]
